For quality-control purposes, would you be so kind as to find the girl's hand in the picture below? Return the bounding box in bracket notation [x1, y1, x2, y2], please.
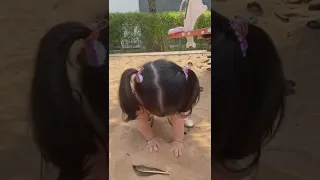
[137, 108, 156, 142]
[169, 113, 185, 157]
[146, 137, 162, 152]
[170, 140, 184, 157]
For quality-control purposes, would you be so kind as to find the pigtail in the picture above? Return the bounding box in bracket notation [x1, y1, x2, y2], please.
[31, 22, 99, 179]
[178, 69, 200, 116]
[118, 68, 141, 121]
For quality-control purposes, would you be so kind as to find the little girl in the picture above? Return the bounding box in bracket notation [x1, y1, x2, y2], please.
[118, 59, 201, 157]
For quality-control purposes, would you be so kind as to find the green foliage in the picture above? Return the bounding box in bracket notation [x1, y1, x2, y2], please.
[109, 11, 211, 53]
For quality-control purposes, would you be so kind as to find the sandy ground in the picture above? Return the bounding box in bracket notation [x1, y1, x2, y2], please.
[109, 54, 211, 180]
[0, 0, 320, 180]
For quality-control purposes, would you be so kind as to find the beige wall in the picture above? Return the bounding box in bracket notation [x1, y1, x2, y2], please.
[110, 0, 139, 12]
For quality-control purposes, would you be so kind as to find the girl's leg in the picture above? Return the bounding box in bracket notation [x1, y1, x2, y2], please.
[179, 111, 195, 128]
[183, 116, 195, 128]
[168, 112, 195, 128]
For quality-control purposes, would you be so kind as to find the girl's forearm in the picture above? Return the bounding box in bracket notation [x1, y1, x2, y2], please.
[171, 114, 185, 142]
[137, 115, 154, 141]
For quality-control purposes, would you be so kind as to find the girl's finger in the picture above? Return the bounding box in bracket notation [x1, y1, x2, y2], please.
[154, 146, 158, 152]
[174, 149, 179, 157]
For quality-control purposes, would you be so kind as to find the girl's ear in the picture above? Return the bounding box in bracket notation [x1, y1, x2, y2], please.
[85, 22, 108, 67]
[85, 40, 107, 67]
[285, 80, 296, 96]
[93, 40, 107, 65]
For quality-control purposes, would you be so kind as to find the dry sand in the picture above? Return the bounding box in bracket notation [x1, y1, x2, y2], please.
[0, 0, 320, 180]
[109, 54, 211, 180]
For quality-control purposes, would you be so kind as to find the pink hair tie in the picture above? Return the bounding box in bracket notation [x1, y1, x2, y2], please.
[136, 68, 144, 83]
[182, 65, 191, 80]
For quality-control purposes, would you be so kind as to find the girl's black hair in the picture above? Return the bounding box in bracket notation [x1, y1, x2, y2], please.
[210, 10, 286, 175]
[31, 20, 108, 180]
[119, 59, 200, 121]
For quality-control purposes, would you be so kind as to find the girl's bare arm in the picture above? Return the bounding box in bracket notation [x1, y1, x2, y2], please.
[137, 108, 154, 141]
[170, 113, 185, 142]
